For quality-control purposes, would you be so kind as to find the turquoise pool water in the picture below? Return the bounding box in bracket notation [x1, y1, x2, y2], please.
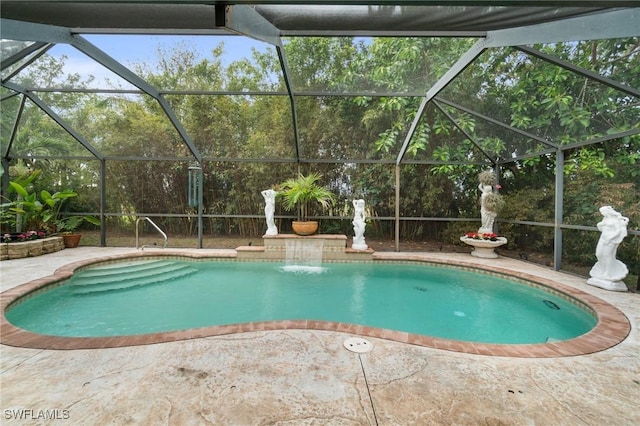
[6, 260, 597, 344]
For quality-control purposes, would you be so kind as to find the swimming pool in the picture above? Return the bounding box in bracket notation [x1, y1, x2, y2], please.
[5, 258, 596, 340]
[0, 252, 630, 356]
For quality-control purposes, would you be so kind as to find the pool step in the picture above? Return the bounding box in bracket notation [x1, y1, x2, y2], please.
[70, 261, 198, 295]
[71, 261, 194, 285]
[75, 260, 174, 279]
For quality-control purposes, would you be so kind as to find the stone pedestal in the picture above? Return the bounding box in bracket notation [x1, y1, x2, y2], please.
[351, 241, 368, 251]
[460, 236, 507, 259]
[586, 277, 628, 292]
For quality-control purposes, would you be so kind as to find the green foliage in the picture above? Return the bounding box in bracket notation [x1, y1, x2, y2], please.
[1, 165, 99, 234]
[4, 182, 50, 232]
[1, 169, 43, 232]
[2, 35, 637, 265]
[55, 214, 100, 234]
[278, 173, 336, 221]
[564, 147, 614, 178]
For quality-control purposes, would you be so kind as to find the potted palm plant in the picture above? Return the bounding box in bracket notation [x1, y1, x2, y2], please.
[278, 172, 336, 235]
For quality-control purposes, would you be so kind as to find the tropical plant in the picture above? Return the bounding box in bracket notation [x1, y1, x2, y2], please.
[1, 168, 42, 232]
[37, 188, 80, 229]
[278, 173, 336, 222]
[3, 179, 98, 235]
[54, 214, 100, 234]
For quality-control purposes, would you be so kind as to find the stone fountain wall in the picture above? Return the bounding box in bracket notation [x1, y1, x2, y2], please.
[236, 234, 374, 261]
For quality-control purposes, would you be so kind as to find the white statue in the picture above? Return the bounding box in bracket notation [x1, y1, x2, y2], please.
[587, 206, 629, 292]
[479, 182, 497, 234]
[477, 170, 502, 235]
[460, 171, 507, 258]
[352, 199, 368, 250]
[261, 189, 278, 236]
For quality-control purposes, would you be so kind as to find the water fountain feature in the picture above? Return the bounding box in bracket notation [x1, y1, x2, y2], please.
[282, 238, 326, 273]
[236, 234, 373, 262]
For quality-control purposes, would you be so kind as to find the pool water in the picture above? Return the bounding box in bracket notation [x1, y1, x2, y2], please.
[6, 260, 597, 344]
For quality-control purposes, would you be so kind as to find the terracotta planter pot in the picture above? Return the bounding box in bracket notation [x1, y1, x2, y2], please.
[62, 233, 82, 248]
[292, 221, 318, 236]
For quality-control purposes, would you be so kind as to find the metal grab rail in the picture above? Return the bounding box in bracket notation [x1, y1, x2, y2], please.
[136, 216, 168, 250]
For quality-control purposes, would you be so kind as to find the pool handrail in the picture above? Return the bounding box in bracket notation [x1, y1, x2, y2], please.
[135, 216, 168, 249]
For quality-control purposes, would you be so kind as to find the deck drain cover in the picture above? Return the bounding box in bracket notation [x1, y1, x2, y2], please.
[343, 337, 373, 353]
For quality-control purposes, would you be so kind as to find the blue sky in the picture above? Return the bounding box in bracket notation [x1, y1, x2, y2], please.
[51, 34, 272, 88]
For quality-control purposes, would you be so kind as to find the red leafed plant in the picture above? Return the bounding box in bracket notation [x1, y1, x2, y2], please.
[464, 232, 499, 241]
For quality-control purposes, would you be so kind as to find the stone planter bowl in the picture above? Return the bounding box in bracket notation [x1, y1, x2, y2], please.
[460, 236, 507, 259]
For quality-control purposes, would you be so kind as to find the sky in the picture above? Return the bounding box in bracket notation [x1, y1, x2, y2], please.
[51, 34, 272, 89]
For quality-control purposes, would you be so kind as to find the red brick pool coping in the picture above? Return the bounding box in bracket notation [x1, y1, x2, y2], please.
[0, 251, 631, 357]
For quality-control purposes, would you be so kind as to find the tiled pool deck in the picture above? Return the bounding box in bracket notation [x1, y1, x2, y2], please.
[1, 247, 639, 424]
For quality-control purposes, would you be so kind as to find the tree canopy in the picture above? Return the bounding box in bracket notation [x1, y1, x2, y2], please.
[1, 35, 638, 275]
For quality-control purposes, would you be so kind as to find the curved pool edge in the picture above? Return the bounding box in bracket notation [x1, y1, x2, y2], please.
[0, 250, 631, 357]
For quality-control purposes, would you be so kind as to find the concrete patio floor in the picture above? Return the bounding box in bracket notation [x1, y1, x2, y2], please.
[1, 247, 639, 425]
